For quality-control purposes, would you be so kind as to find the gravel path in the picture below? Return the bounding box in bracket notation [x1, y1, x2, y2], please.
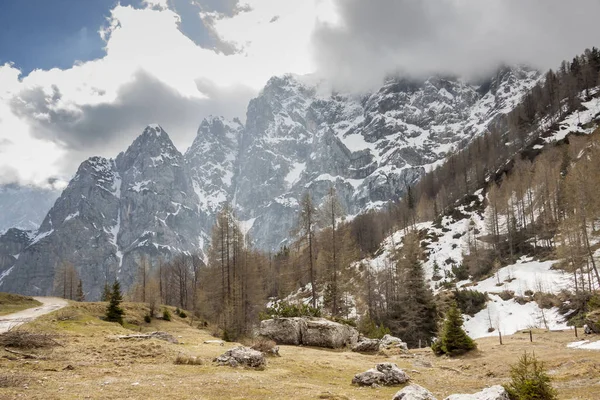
[0, 297, 68, 333]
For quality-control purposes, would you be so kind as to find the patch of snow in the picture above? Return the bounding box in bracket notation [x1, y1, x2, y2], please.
[239, 218, 257, 236]
[567, 340, 600, 350]
[285, 162, 305, 188]
[0, 266, 14, 286]
[63, 211, 79, 223]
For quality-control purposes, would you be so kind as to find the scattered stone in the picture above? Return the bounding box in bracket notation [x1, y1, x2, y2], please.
[380, 334, 409, 351]
[352, 363, 409, 387]
[203, 340, 225, 346]
[110, 331, 178, 344]
[393, 384, 438, 400]
[444, 385, 509, 400]
[352, 368, 386, 386]
[352, 338, 381, 353]
[214, 346, 266, 370]
[63, 365, 75, 371]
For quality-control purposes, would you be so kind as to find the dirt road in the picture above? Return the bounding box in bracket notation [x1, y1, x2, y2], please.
[0, 297, 67, 333]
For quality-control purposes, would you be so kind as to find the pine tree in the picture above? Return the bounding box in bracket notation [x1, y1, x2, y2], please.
[75, 279, 85, 302]
[105, 281, 124, 325]
[101, 283, 111, 302]
[432, 302, 476, 356]
[504, 352, 557, 400]
[386, 233, 438, 347]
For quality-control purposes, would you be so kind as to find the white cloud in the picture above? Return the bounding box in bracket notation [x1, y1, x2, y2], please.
[0, 1, 329, 186]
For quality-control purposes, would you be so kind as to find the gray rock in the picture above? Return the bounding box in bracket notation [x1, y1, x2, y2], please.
[260, 317, 358, 349]
[352, 338, 381, 353]
[353, 363, 409, 387]
[393, 384, 438, 400]
[259, 317, 305, 345]
[380, 334, 409, 351]
[444, 386, 509, 400]
[377, 363, 410, 385]
[352, 368, 386, 386]
[301, 318, 359, 349]
[214, 346, 266, 369]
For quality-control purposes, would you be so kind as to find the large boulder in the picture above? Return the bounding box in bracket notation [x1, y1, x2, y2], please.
[260, 317, 359, 349]
[353, 363, 410, 387]
[301, 318, 359, 348]
[393, 384, 438, 400]
[259, 317, 304, 345]
[380, 334, 409, 351]
[444, 386, 509, 400]
[214, 346, 266, 370]
[352, 338, 381, 353]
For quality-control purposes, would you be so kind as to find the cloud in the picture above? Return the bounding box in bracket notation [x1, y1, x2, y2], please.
[312, 0, 600, 91]
[0, 1, 325, 186]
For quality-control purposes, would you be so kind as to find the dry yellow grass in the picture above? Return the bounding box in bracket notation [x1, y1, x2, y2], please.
[1, 303, 599, 399]
[0, 293, 42, 316]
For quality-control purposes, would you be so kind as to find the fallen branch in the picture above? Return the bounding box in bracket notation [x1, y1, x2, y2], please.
[3, 347, 40, 360]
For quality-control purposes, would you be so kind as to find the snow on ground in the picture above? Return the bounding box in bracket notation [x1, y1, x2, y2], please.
[567, 339, 600, 350]
[285, 162, 305, 187]
[544, 90, 600, 143]
[362, 187, 575, 340]
[460, 257, 571, 296]
[464, 293, 568, 339]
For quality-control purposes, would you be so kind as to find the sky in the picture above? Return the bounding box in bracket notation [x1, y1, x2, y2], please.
[0, 0, 599, 188]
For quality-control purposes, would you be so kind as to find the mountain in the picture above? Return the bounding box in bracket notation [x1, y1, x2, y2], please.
[233, 67, 541, 249]
[0, 184, 60, 232]
[0, 125, 206, 299]
[0, 67, 541, 298]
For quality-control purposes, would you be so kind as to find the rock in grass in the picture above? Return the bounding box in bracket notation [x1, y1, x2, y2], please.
[380, 334, 408, 351]
[214, 346, 266, 370]
[352, 338, 381, 353]
[393, 384, 438, 400]
[444, 385, 509, 400]
[352, 363, 409, 387]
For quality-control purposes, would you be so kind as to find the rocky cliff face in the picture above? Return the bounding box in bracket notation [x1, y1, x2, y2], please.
[0, 67, 540, 298]
[0, 125, 205, 299]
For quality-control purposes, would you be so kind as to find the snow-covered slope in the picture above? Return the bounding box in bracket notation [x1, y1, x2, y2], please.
[362, 192, 573, 340]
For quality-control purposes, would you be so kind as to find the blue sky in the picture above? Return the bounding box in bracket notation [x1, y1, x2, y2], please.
[0, 0, 230, 74]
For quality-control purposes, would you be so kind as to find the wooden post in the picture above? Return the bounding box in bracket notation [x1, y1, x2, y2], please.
[419, 339, 422, 349]
[499, 330, 503, 345]
[529, 330, 533, 342]
[575, 325, 578, 338]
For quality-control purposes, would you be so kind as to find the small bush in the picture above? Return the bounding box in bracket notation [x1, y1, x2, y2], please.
[504, 352, 557, 400]
[144, 314, 151, 323]
[0, 374, 28, 388]
[451, 264, 469, 281]
[249, 338, 279, 356]
[498, 290, 515, 301]
[174, 353, 203, 365]
[105, 281, 124, 325]
[534, 292, 561, 309]
[178, 310, 187, 318]
[454, 289, 488, 316]
[358, 318, 391, 339]
[452, 233, 462, 239]
[162, 308, 171, 321]
[0, 330, 62, 349]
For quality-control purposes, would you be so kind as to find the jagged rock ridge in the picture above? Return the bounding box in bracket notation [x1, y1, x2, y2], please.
[0, 67, 540, 298]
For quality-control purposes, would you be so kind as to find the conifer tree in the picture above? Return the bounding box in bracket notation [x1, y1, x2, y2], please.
[76, 279, 85, 302]
[432, 302, 476, 356]
[105, 281, 124, 325]
[386, 233, 437, 347]
[101, 282, 111, 302]
[504, 352, 557, 400]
